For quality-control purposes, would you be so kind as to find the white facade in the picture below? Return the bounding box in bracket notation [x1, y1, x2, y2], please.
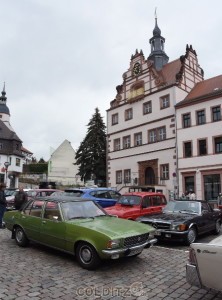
[48, 139, 83, 186]
[176, 86, 222, 200]
[106, 21, 205, 200]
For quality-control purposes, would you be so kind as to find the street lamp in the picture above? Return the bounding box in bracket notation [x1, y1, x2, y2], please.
[4, 161, 10, 185]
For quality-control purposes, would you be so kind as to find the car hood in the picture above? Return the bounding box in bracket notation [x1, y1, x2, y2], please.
[68, 216, 153, 239]
[105, 204, 138, 215]
[137, 212, 196, 223]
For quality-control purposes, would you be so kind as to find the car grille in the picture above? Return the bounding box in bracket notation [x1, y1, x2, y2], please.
[150, 222, 171, 230]
[124, 233, 149, 247]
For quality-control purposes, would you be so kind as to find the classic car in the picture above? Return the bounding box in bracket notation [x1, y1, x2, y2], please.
[5, 188, 30, 210]
[3, 196, 157, 270]
[186, 235, 222, 292]
[26, 189, 62, 200]
[105, 192, 167, 220]
[64, 188, 121, 208]
[136, 200, 222, 245]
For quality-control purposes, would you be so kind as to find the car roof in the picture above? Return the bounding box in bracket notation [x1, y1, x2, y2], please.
[31, 196, 93, 203]
[28, 189, 61, 192]
[122, 192, 165, 196]
[64, 188, 117, 192]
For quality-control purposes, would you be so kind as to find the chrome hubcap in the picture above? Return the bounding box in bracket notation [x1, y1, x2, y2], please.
[188, 229, 195, 243]
[81, 247, 92, 263]
[16, 230, 23, 242]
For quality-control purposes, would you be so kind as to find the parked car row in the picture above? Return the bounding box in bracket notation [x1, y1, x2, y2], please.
[2, 188, 222, 292]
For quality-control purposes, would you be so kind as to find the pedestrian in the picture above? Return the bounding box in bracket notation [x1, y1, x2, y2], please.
[189, 190, 196, 200]
[0, 183, 7, 229]
[14, 186, 28, 210]
[180, 193, 186, 200]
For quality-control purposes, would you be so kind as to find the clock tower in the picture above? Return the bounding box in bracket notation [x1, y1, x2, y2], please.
[148, 16, 169, 70]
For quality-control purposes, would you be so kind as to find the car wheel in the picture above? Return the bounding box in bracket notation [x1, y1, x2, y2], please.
[76, 242, 101, 270]
[15, 226, 29, 247]
[185, 227, 197, 245]
[213, 219, 221, 235]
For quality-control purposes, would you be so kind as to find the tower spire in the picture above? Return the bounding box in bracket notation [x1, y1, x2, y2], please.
[148, 13, 169, 70]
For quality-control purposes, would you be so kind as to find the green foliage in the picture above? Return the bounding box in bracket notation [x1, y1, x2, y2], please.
[25, 163, 48, 174]
[75, 108, 106, 184]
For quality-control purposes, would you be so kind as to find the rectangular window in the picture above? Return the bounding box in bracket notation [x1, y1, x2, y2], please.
[160, 164, 169, 180]
[212, 106, 221, 122]
[214, 136, 222, 153]
[125, 108, 133, 121]
[148, 129, 157, 143]
[113, 138, 121, 151]
[158, 127, 166, 141]
[124, 169, 131, 183]
[184, 141, 192, 158]
[148, 126, 166, 143]
[16, 158, 21, 166]
[143, 101, 152, 114]
[123, 136, 131, 149]
[160, 95, 170, 109]
[183, 113, 191, 128]
[196, 110, 206, 125]
[112, 113, 118, 125]
[134, 132, 142, 146]
[116, 170, 122, 184]
[198, 139, 207, 156]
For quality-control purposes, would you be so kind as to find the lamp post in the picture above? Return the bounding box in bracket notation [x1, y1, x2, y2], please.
[4, 161, 10, 186]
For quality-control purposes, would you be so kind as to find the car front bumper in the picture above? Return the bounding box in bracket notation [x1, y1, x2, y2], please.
[102, 238, 157, 259]
[154, 229, 189, 242]
[186, 263, 202, 288]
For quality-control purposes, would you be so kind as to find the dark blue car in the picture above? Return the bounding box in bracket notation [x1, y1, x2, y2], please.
[64, 188, 121, 208]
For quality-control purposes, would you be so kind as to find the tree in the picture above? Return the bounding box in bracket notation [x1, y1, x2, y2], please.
[75, 107, 106, 185]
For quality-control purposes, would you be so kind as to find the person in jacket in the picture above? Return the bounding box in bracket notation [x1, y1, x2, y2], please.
[14, 186, 28, 210]
[0, 183, 7, 229]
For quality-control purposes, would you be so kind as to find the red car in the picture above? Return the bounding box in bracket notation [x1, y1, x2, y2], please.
[105, 192, 167, 220]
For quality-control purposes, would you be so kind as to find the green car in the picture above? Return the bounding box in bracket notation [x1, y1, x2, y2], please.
[3, 197, 157, 269]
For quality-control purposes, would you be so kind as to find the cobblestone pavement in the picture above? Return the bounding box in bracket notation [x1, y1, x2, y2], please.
[0, 229, 222, 300]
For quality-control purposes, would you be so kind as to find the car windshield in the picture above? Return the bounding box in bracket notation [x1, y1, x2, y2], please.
[64, 190, 84, 197]
[61, 201, 106, 220]
[163, 201, 200, 214]
[5, 190, 16, 196]
[117, 195, 141, 206]
[27, 191, 38, 197]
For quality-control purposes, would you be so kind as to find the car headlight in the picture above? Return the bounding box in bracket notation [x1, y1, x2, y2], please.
[107, 239, 121, 249]
[171, 224, 187, 231]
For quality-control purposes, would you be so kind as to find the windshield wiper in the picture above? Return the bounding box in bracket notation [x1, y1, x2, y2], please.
[69, 216, 94, 220]
[95, 214, 107, 217]
[179, 209, 197, 214]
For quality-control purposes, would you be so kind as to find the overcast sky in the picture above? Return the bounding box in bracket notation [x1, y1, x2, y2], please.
[0, 0, 222, 160]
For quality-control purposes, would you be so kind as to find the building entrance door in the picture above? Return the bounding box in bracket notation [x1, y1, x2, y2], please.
[145, 167, 155, 185]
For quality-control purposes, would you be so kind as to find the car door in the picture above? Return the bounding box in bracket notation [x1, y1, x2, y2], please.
[90, 190, 116, 208]
[39, 201, 66, 250]
[140, 196, 153, 216]
[201, 202, 218, 232]
[21, 199, 44, 242]
[151, 195, 166, 213]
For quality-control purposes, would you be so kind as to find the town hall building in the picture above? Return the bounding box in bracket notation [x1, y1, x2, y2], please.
[106, 17, 222, 201]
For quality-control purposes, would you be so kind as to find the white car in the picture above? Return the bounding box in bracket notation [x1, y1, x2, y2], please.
[186, 235, 222, 292]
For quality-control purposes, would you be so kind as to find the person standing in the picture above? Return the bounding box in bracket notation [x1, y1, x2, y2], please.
[0, 183, 7, 229]
[14, 186, 28, 210]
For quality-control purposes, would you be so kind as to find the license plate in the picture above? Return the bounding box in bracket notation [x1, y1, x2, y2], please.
[127, 248, 142, 256]
[155, 230, 162, 236]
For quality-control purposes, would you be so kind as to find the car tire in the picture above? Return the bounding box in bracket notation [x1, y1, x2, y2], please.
[185, 227, 197, 245]
[213, 219, 221, 235]
[75, 242, 101, 270]
[15, 226, 29, 247]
